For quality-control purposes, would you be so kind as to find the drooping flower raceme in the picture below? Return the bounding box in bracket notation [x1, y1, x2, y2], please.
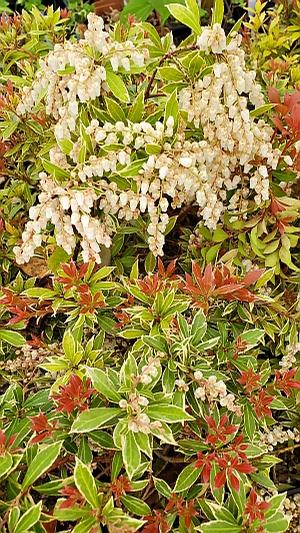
[14, 17, 281, 264]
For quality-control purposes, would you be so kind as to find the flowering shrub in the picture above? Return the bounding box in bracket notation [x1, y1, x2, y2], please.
[0, 0, 299, 532]
[3, 0, 292, 264]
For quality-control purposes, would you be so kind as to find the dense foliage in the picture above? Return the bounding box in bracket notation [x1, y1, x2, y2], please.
[0, 0, 299, 532]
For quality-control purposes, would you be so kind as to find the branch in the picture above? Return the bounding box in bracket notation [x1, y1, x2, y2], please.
[144, 44, 199, 100]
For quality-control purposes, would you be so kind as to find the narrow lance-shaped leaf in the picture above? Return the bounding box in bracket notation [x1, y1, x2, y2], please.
[174, 462, 201, 492]
[71, 407, 123, 433]
[22, 442, 62, 489]
[122, 431, 141, 479]
[14, 502, 42, 533]
[74, 458, 99, 508]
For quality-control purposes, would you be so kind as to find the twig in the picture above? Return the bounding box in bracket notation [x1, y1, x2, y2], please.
[154, 449, 187, 463]
[275, 443, 300, 456]
[144, 44, 199, 100]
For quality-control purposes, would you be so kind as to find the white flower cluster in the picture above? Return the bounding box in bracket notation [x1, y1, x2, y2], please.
[119, 393, 162, 434]
[13, 173, 112, 264]
[284, 495, 300, 533]
[175, 378, 189, 392]
[14, 20, 281, 263]
[180, 26, 280, 221]
[259, 425, 300, 451]
[138, 357, 161, 385]
[17, 13, 147, 141]
[194, 371, 241, 415]
[279, 342, 300, 373]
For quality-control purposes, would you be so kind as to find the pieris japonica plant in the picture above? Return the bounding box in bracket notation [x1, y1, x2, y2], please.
[0, 255, 299, 532]
[8, 0, 290, 266]
[0, 0, 300, 532]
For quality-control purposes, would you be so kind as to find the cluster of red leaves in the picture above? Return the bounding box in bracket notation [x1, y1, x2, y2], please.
[114, 295, 134, 329]
[182, 262, 263, 312]
[142, 496, 198, 532]
[0, 430, 16, 455]
[56, 261, 89, 290]
[269, 195, 295, 236]
[205, 414, 237, 445]
[111, 475, 132, 504]
[78, 285, 106, 314]
[57, 261, 105, 314]
[250, 390, 273, 418]
[245, 489, 270, 524]
[0, 288, 52, 325]
[196, 434, 256, 491]
[239, 368, 261, 394]
[59, 486, 85, 509]
[233, 336, 249, 359]
[268, 87, 300, 170]
[166, 495, 198, 527]
[142, 510, 170, 533]
[274, 368, 300, 396]
[30, 413, 57, 444]
[0, 13, 21, 31]
[52, 375, 95, 414]
[267, 58, 290, 76]
[137, 259, 177, 297]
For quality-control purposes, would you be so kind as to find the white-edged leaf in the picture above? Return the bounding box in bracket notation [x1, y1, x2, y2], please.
[14, 502, 42, 533]
[74, 458, 99, 508]
[22, 442, 62, 489]
[167, 3, 201, 34]
[147, 404, 194, 423]
[85, 366, 121, 402]
[122, 431, 141, 479]
[106, 70, 130, 103]
[71, 407, 122, 433]
[174, 462, 201, 492]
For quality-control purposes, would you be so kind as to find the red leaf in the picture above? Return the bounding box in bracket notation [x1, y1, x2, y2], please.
[229, 472, 240, 491]
[243, 269, 264, 286]
[268, 87, 280, 104]
[214, 470, 226, 489]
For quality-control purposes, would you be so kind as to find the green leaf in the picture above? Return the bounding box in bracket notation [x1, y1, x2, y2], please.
[164, 89, 179, 129]
[191, 309, 207, 345]
[167, 3, 201, 34]
[74, 458, 99, 508]
[145, 251, 157, 273]
[0, 453, 13, 478]
[153, 477, 172, 498]
[14, 502, 42, 533]
[243, 402, 257, 440]
[0, 330, 25, 347]
[85, 367, 121, 402]
[212, 0, 224, 25]
[22, 442, 62, 489]
[72, 517, 98, 533]
[265, 512, 290, 533]
[174, 462, 201, 492]
[8, 507, 20, 533]
[41, 159, 70, 179]
[106, 70, 130, 103]
[48, 246, 69, 273]
[201, 521, 242, 533]
[147, 404, 194, 422]
[105, 96, 127, 123]
[122, 431, 141, 479]
[2, 119, 20, 141]
[121, 494, 151, 516]
[250, 103, 275, 117]
[240, 329, 264, 346]
[62, 329, 76, 361]
[71, 408, 122, 433]
[128, 90, 144, 122]
[22, 288, 57, 299]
